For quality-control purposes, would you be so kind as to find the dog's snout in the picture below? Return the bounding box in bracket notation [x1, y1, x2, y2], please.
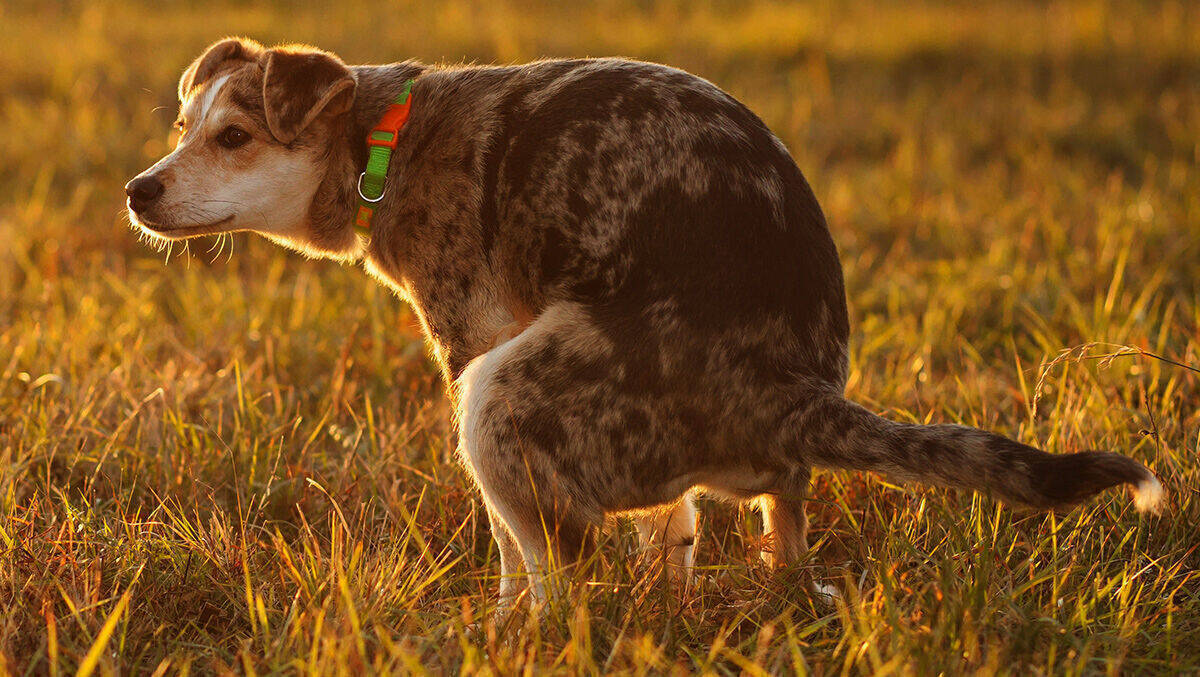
[125, 175, 164, 213]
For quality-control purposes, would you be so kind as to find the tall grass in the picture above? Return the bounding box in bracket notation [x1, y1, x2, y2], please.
[2, 0, 1198, 672]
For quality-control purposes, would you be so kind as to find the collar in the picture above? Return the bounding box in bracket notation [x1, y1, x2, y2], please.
[354, 78, 416, 237]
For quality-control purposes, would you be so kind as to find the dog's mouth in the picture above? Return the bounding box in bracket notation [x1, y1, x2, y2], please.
[134, 214, 237, 239]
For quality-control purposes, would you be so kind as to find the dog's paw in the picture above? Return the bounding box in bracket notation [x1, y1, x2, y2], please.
[811, 581, 841, 607]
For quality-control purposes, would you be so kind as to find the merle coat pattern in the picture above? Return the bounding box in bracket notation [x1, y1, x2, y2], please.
[127, 39, 1164, 607]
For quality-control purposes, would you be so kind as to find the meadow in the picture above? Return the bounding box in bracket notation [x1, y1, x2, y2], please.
[2, 0, 1199, 673]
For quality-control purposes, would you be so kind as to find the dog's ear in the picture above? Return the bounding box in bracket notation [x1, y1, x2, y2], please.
[261, 46, 356, 145]
[178, 37, 263, 101]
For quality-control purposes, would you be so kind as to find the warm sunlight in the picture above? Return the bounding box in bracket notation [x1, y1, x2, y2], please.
[1, 1, 1197, 673]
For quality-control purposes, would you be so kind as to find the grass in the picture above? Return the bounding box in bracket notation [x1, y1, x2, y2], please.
[2, 0, 1199, 673]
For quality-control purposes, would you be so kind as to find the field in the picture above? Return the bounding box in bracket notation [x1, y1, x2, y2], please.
[2, 0, 1199, 673]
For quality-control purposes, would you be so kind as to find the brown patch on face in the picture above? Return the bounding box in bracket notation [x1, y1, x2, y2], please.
[168, 66, 273, 184]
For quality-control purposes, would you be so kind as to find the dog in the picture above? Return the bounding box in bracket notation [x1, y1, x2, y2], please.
[127, 38, 1164, 607]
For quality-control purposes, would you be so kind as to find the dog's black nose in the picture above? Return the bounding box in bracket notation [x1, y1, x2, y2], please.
[125, 175, 164, 213]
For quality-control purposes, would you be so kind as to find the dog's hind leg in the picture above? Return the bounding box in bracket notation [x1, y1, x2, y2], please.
[483, 470, 597, 604]
[756, 471, 840, 602]
[485, 506, 527, 608]
[463, 411, 599, 605]
[756, 488, 808, 570]
[471, 458, 594, 607]
[457, 310, 607, 606]
[635, 491, 698, 586]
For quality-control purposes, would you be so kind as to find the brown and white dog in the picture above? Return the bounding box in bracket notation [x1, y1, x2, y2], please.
[128, 38, 1164, 607]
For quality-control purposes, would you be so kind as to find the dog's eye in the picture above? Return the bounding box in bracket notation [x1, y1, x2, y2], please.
[216, 126, 250, 149]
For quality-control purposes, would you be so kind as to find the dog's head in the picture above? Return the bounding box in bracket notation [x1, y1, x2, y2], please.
[127, 38, 356, 253]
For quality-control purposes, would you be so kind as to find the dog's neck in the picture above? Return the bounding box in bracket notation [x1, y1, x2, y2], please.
[346, 62, 427, 170]
[305, 61, 427, 257]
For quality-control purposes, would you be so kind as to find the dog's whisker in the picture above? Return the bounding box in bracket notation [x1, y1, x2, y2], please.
[211, 233, 228, 264]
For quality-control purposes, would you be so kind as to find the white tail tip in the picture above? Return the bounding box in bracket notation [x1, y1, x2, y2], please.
[1132, 474, 1164, 514]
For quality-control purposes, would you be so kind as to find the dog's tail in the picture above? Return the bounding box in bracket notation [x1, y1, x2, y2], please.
[788, 393, 1163, 513]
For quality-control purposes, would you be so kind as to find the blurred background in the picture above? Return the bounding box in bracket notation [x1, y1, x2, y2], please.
[1, 1, 1198, 673]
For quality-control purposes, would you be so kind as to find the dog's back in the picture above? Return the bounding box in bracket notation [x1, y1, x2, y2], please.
[375, 58, 850, 391]
[479, 59, 849, 382]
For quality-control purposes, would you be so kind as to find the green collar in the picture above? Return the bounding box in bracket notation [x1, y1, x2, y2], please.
[354, 79, 416, 238]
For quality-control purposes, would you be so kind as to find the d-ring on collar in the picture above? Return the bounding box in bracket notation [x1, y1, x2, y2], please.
[354, 78, 416, 237]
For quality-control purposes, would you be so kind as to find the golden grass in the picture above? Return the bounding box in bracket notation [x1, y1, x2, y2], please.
[1, 0, 1198, 673]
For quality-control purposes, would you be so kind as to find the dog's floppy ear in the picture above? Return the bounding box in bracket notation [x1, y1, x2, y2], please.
[261, 46, 357, 145]
[179, 37, 263, 101]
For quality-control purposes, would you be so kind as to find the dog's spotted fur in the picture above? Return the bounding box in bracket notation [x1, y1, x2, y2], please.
[129, 38, 1164, 607]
